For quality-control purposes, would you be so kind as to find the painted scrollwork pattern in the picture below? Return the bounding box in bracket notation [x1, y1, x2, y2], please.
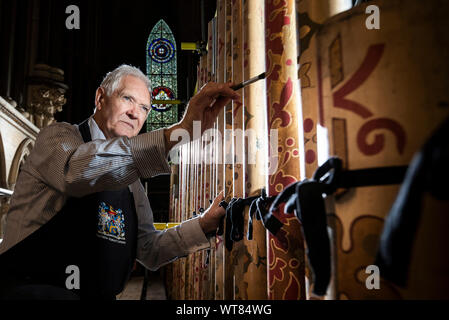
[265, 0, 306, 300]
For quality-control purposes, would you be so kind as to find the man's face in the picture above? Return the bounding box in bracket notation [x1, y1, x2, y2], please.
[94, 75, 151, 139]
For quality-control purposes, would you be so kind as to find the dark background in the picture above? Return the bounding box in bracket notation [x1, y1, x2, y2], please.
[0, 0, 217, 123]
[0, 0, 216, 222]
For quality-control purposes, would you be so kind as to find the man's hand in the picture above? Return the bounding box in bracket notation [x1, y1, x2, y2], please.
[164, 82, 240, 153]
[199, 191, 226, 235]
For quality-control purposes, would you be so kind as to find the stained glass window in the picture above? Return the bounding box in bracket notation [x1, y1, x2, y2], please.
[146, 19, 178, 131]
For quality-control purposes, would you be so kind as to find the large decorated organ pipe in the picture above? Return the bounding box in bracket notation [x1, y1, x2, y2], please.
[204, 17, 216, 301]
[314, 0, 449, 299]
[238, 0, 269, 300]
[165, 0, 449, 300]
[223, 0, 234, 301]
[264, 0, 306, 300]
[214, 0, 226, 301]
[228, 0, 245, 300]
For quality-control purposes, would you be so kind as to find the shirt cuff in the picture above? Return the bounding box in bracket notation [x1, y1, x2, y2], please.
[179, 216, 213, 253]
[129, 129, 171, 178]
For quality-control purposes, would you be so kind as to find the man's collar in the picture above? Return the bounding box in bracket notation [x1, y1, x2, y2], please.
[88, 116, 107, 140]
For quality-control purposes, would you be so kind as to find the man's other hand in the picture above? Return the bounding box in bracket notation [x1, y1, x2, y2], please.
[199, 191, 226, 235]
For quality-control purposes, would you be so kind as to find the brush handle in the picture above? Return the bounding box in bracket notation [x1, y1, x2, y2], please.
[231, 82, 246, 91]
[230, 72, 266, 91]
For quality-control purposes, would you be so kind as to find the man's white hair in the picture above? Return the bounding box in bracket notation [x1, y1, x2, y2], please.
[100, 64, 152, 96]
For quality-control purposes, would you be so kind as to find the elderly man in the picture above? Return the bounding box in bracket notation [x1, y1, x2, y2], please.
[0, 65, 239, 300]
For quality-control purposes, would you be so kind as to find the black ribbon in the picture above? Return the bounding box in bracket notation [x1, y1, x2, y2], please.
[376, 115, 449, 287]
[247, 189, 281, 240]
[214, 191, 281, 251]
[222, 196, 260, 251]
[230, 196, 259, 241]
[216, 200, 229, 236]
[269, 177, 331, 296]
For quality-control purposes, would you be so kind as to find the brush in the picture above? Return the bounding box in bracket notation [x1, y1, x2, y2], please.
[151, 72, 266, 106]
[231, 72, 266, 91]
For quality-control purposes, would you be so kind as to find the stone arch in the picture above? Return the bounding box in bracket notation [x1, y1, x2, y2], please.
[8, 138, 34, 191]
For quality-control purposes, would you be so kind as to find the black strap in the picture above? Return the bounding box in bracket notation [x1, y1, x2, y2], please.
[247, 189, 281, 240]
[376, 115, 449, 287]
[230, 196, 259, 241]
[338, 166, 408, 188]
[216, 200, 228, 237]
[222, 196, 260, 251]
[78, 119, 92, 143]
[312, 157, 408, 191]
[295, 181, 331, 296]
[212, 192, 280, 251]
[224, 200, 234, 251]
